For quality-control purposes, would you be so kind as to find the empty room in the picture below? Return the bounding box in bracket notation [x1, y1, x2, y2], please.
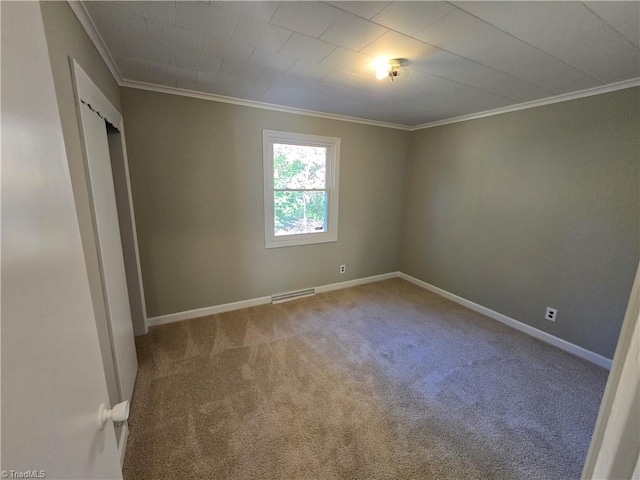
[2, 1, 639, 479]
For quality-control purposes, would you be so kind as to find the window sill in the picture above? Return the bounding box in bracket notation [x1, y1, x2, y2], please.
[265, 232, 338, 249]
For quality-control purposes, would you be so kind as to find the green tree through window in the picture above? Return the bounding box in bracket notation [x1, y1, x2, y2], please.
[273, 143, 327, 236]
[263, 130, 339, 248]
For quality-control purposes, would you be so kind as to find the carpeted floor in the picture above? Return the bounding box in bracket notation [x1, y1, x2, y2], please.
[123, 278, 608, 479]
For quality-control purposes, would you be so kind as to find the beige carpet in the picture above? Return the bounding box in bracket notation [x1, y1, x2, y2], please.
[123, 278, 607, 479]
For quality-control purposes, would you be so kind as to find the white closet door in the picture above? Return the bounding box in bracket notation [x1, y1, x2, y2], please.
[2, 2, 123, 477]
[80, 102, 138, 403]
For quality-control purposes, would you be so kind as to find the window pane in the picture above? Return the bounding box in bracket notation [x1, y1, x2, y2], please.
[273, 143, 326, 189]
[274, 190, 327, 236]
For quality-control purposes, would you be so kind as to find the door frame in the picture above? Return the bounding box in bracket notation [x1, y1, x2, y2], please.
[582, 262, 640, 479]
[71, 59, 148, 337]
[1, 2, 123, 477]
[70, 59, 147, 464]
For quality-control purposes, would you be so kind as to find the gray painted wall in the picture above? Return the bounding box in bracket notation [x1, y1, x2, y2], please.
[42, 2, 146, 338]
[401, 88, 640, 359]
[121, 83, 638, 359]
[41, 1, 122, 408]
[121, 87, 409, 318]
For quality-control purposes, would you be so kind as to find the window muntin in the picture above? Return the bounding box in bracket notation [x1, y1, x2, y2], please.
[263, 130, 339, 248]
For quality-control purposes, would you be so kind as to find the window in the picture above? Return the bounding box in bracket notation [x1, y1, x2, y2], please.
[263, 130, 340, 248]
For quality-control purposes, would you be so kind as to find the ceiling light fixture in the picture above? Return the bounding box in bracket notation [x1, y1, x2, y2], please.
[374, 59, 403, 81]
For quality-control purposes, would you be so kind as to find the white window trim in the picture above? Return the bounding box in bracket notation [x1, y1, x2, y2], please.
[263, 129, 340, 249]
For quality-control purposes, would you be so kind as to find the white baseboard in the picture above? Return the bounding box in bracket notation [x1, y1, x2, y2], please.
[398, 272, 612, 370]
[145, 270, 612, 370]
[119, 422, 129, 467]
[315, 271, 399, 294]
[146, 272, 399, 327]
[147, 295, 272, 327]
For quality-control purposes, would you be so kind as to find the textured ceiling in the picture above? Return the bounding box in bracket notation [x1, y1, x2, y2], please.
[83, 1, 640, 126]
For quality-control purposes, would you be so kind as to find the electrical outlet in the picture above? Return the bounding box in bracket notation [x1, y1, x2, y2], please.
[545, 307, 558, 322]
[339, 264, 346, 274]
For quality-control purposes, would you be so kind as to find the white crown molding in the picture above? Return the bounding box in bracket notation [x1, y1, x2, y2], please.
[410, 78, 640, 131]
[119, 79, 412, 131]
[68, 0, 638, 132]
[65, 0, 410, 130]
[67, 1, 122, 83]
[119, 76, 640, 133]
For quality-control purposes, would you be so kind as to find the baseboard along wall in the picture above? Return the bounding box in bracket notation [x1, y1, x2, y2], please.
[119, 422, 129, 467]
[146, 271, 612, 370]
[398, 273, 612, 370]
[146, 272, 398, 327]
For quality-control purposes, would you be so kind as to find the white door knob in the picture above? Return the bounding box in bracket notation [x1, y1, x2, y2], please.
[97, 401, 130, 430]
